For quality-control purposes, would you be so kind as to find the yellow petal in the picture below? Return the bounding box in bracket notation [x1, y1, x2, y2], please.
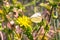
[0, 9, 3, 14]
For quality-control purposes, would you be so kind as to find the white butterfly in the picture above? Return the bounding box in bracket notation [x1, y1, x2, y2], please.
[30, 12, 42, 23]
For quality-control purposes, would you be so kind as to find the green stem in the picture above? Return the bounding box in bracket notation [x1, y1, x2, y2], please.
[49, 6, 54, 22]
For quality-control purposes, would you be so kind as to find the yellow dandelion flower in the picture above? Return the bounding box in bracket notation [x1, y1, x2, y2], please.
[16, 16, 32, 28]
[44, 36, 48, 40]
[14, 33, 22, 40]
[0, 9, 3, 14]
[38, 35, 43, 40]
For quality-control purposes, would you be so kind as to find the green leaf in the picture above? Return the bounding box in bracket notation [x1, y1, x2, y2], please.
[3, 6, 10, 13]
[52, 13, 58, 19]
[7, 35, 12, 40]
[15, 2, 25, 11]
[49, 0, 60, 6]
[12, 0, 17, 4]
[24, 29, 33, 40]
[0, 27, 4, 30]
[25, 26, 32, 33]
[33, 25, 40, 31]
[40, 3, 51, 10]
[44, 24, 50, 33]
